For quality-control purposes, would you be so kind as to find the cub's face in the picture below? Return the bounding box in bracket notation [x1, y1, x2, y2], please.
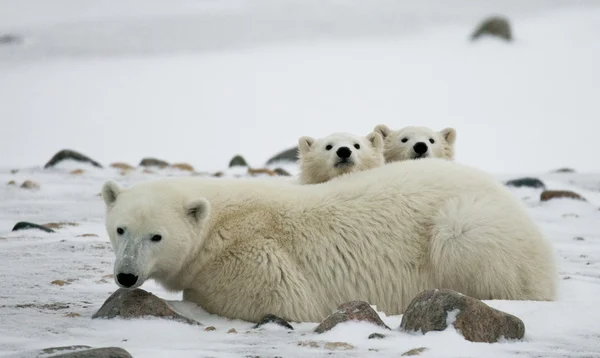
[374, 124, 457, 163]
[101, 180, 210, 290]
[297, 132, 384, 184]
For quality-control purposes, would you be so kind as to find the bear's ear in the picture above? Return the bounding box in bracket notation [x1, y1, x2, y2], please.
[366, 131, 384, 151]
[298, 136, 315, 155]
[101, 180, 122, 208]
[186, 198, 210, 223]
[440, 127, 457, 145]
[373, 124, 392, 139]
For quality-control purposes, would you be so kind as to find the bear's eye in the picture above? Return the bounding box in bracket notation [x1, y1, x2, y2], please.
[325, 145, 333, 151]
[429, 138, 435, 144]
[401, 138, 408, 143]
[354, 144, 360, 149]
[151, 234, 162, 242]
[116, 227, 124, 235]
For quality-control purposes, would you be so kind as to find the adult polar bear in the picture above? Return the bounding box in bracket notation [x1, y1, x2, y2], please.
[101, 158, 557, 323]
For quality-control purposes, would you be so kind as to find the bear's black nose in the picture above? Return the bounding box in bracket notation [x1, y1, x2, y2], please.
[117, 273, 138, 288]
[413, 142, 428, 155]
[336, 146, 351, 159]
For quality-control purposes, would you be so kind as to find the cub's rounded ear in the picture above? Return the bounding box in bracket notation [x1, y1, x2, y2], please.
[298, 136, 315, 155]
[101, 180, 122, 207]
[440, 127, 457, 145]
[373, 124, 392, 139]
[186, 198, 211, 223]
[366, 131, 384, 151]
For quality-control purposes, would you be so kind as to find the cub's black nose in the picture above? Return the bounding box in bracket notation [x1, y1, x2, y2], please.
[117, 273, 138, 287]
[413, 142, 428, 155]
[336, 146, 351, 159]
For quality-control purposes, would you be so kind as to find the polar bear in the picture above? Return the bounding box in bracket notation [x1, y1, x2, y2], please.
[374, 124, 457, 162]
[101, 158, 557, 324]
[297, 132, 384, 184]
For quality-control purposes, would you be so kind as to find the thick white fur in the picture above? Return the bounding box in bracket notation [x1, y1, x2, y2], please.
[297, 132, 384, 184]
[101, 158, 557, 323]
[374, 124, 457, 162]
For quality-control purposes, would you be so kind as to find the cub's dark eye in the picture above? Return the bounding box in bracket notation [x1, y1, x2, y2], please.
[401, 138, 408, 143]
[116, 228, 124, 235]
[354, 144, 360, 149]
[325, 145, 333, 151]
[429, 138, 435, 144]
[151, 235, 162, 242]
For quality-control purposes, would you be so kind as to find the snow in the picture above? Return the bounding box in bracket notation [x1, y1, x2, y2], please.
[1, 0, 600, 357]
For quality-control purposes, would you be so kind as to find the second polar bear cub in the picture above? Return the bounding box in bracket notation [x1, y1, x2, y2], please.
[298, 132, 384, 184]
[374, 124, 457, 163]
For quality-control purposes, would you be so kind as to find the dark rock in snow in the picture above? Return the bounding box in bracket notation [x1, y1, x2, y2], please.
[400, 289, 525, 343]
[266, 147, 299, 165]
[0, 33, 23, 45]
[314, 301, 390, 334]
[505, 177, 545, 189]
[253, 313, 294, 330]
[12, 221, 55, 233]
[47, 347, 133, 357]
[551, 167, 576, 173]
[471, 16, 512, 42]
[401, 347, 428, 356]
[92, 288, 200, 325]
[39, 345, 92, 355]
[139, 157, 169, 168]
[368, 333, 386, 339]
[228, 155, 248, 168]
[273, 168, 291, 176]
[44, 149, 103, 169]
[540, 190, 586, 202]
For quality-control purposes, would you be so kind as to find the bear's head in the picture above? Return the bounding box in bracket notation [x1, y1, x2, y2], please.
[101, 180, 211, 290]
[297, 131, 384, 184]
[374, 124, 457, 163]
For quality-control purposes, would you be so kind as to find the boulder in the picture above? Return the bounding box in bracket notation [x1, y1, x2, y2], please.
[471, 16, 512, 42]
[139, 157, 169, 168]
[12, 221, 55, 233]
[228, 155, 248, 168]
[314, 301, 390, 333]
[44, 149, 103, 169]
[266, 147, 298, 165]
[505, 177, 545, 189]
[540, 190, 586, 202]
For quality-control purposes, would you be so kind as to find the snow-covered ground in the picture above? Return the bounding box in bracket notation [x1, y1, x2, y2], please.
[1, 0, 600, 357]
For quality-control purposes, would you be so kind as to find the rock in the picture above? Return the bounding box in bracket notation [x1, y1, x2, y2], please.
[46, 347, 133, 357]
[77, 233, 99, 238]
[171, 163, 195, 172]
[139, 157, 169, 168]
[10, 169, 18, 174]
[505, 177, 545, 189]
[212, 171, 224, 177]
[43, 222, 79, 230]
[471, 16, 512, 42]
[401, 347, 428, 356]
[252, 314, 294, 330]
[142, 169, 155, 174]
[248, 168, 276, 176]
[297, 341, 320, 348]
[540, 190, 586, 202]
[368, 333, 385, 339]
[324, 342, 354, 351]
[574, 237, 584, 241]
[229, 155, 248, 168]
[552, 167, 575, 173]
[7, 180, 16, 186]
[92, 288, 200, 325]
[21, 180, 40, 190]
[266, 147, 299, 165]
[204, 326, 216, 331]
[44, 149, 103, 169]
[273, 168, 291, 177]
[227, 328, 238, 334]
[399, 289, 525, 343]
[314, 301, 390, 334]
[40, 345, 92, 355]
[0, 33, 23, 45]
[110, 162, 135, 170]
[64, 312, 81, 317]
[70, 169, 85, 175]
[51, 280, 71, 286]
[12, 221, 55, 233]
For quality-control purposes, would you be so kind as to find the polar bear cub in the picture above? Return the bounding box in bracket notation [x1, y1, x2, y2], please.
[297, 132, 384, 184]
[374, 124, 457, 163]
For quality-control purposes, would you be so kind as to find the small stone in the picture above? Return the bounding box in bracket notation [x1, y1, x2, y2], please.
[400, 289, 525, 343]
[139, 157, 169, 168]
[92, 288, 200, 325]
[12, 221, 54, 233]
[540, 190, 586, 202]
[77, 233, 99, 238]
[10, 169, 18, 174]
[7, 180, 16, 185]
[505, 177, 545, 189]
[297, 341, 320, 348]
[143, 169, 155, 174]
[51, 280, 71, 286]
[401, 347, 428, 356]
[574, 237, 585, 241]
[253, 314, 294, 330]
[266, 147, 299, 165]
[212, 171, 224, 177]
[43, 222, 79, 230]
[227, 328, 238, 334]
[314, 301, 390, 334]
[0, 33, 23, 45]
[171, 163, 195, 172]
[204, 326, 216, 331]
[20, 180, 40, 190]
[368, 333, 385, 339]
[273, 168, 291, 176]
[48, 347, 133, 358]
[70, 169, 85, 175]
[110, 162, 135, 170]
[248, 168, 276, 176]
[229, 155, 248, 168]
[44, 149, 103, 169]
[324, 342, 354, 351]
[64, 312, 81, 317]
[471, 16, 512, 42]
[552, 167, 575, 173]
